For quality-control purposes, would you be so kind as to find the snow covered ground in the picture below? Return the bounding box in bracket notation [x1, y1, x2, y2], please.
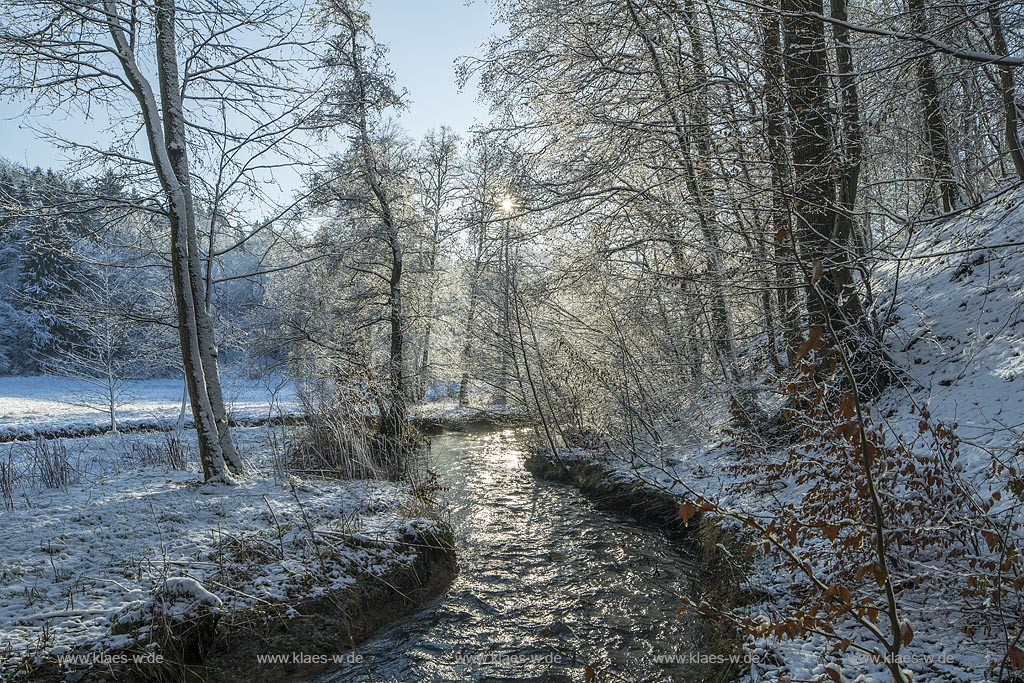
[543, 191, 1024, 683]
[0, 373, 299, 439]
[0, 425, 439, 675]
[878, 190, 1024, 470]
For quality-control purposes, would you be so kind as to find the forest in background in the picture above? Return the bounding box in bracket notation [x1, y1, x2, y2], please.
[1, 0, 1024, 680]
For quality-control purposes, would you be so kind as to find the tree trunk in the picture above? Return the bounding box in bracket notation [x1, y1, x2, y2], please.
[106, 0, 233, 482]
[780, 0, 863, 335]
[108, 380, 118, 433]
[458, 227, 486, 406]
[153, 0, 242, 474]
[458, 270, 480, 407]
[908, 0, 960, 212]
[494, 221, 515, 407]
[831, 0, 863, 243]
[379, 228, 406, 447]
[416, 227, 440, 402]
[417, 316, 433, 401]
[988, 3, 1024, 181]
[780, 0, 892, 395]
[760, 4, 802, 359]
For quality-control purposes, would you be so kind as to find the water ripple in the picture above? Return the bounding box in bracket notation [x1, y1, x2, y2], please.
[316, 429, 697, 683]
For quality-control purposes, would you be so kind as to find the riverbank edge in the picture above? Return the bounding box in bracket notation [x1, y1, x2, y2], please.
[523, 449, 751, 683]
[0, 408, 534, 444]
[20, 525, 458, 683]
[413, 408, 535, 435]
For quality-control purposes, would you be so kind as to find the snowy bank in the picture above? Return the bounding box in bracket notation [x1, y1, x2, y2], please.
[0, 426, 455, 682]
[0, 377, 532, 444]
[526, 189, 1024, 683]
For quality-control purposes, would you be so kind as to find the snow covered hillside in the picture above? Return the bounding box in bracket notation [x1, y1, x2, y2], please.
[877, 189, 1024, 473]
[542, 190, 1024, 683]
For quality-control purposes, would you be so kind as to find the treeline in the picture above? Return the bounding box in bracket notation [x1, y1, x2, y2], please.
[0, 129, 531, 418]
[0, 161, 277, 382]
[453, 0, 1024, 434]
[0, 164, 167, 376]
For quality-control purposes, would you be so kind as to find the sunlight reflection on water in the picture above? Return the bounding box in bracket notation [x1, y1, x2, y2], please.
[316, 428, 699, 683]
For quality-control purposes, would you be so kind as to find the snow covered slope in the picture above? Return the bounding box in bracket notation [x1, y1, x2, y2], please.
[877, 190, 1024, 471]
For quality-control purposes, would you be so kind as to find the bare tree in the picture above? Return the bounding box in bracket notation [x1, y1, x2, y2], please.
[454, 138, 510, 407]
[780, 0, 867, 346]
[0, 0, 325, 481]
[906, 0, 962, 212]
[411, 127, 461, 401]
[316, 0, 410, 451]
[987, 3, 1024, 182]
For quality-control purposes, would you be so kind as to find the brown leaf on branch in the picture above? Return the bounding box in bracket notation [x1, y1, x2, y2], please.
[679, 501, 698, 524]
[811, 258, 825, 285]
[901, 619, 914, 646]
[1008, 644, 1024, 670]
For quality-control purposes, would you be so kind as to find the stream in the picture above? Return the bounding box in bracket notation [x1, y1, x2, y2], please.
[317, 428, 701, 682]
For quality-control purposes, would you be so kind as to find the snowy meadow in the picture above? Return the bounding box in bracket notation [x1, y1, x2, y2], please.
[2, 0, 1024, 681]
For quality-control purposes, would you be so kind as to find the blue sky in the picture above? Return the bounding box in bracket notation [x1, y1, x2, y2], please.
[0, 0, 495, 170]
[371, 0, 494, 139]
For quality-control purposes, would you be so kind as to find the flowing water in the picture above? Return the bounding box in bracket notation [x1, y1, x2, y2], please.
[317, 428, 700, 683]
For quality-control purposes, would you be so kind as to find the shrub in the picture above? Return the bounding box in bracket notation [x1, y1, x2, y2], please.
[32, 439, 77, 490]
